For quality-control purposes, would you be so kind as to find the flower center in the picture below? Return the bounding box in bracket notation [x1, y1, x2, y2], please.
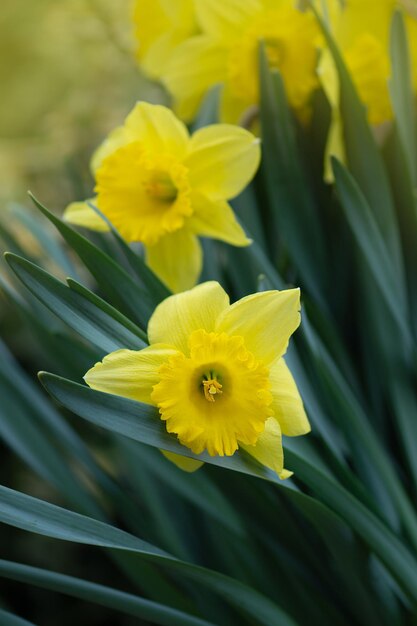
[202, 375, 223, 402]
[95, 143, 193, 245]
[143, 170, 178, 203]
[151, 330, 273, 457]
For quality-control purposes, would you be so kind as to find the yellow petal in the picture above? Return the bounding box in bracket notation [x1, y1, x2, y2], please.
[216, 289, 301, 366]
[164, 36, 228, 121]
[195, 0, 261, 38]
[133, 0, 169, 60]
[186, 124, 261, 200]
[139, 32, 184, 79]
[241, 417, 289, 478]
[270, 358, 311, 436]
[148, 281, 229, 354]
[91, 126, 127, 174]
[123, 102, 190, 158]
[84, 345, 178, 404]
[63, 200, 110, 233]
[145, 229, 202, 293]
[188, 192, 250, 246]
[161, 450, 204, 472]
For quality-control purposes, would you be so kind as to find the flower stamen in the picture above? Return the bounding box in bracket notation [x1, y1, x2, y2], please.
[202, 378, 223, 402]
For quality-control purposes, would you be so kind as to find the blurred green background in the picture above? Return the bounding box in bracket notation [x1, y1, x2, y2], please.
[0, 0, 165, 212]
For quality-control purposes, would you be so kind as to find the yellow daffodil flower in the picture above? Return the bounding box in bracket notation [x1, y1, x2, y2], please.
[162, 0, 321, 123]
[319, 0, 417, 179]
[64, 103, 260, 293]
[84, 281, 310, 477]
[133, 0, 197, 79]
[322, 1, 417, 127]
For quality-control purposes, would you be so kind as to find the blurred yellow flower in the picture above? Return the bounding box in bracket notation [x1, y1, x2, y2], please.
[133, 0, 198, 79]
[326, 0, 417, 126]
[64, 102, 260, 292]
[163, 0, 321, 123]
[85, 281, 310, 475]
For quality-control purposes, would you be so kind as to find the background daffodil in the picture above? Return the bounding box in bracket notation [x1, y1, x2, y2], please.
[162, 0, 321, 123]
[321, 0, 417, 127]
[84, 281, 310, 477]
[133, 0, 198, 80]
[64, 102, 260, 292]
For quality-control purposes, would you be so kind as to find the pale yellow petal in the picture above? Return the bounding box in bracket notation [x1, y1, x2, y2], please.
[164, 36, 228, 122]
[146, 230, 202, 294]
[139, 32, 184, 79]
[84, 345, 178, 404]
[188, 192, 250, 246]
[195, 0, 261, 38]
[216, 289, 301, 365]
[63, 200, 110, 233]
[161, 450, 204, 472]
[186, 124, 261, 200]
[123, 102, 190, 157]
[133, 0, 169, 66]
[270, 358, 311, 436]
[148, 281, 229, 353]
[241, 417, 289, 478]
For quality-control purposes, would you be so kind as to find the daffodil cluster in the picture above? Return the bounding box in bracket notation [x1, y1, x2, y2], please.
[133, 0, 417, 128]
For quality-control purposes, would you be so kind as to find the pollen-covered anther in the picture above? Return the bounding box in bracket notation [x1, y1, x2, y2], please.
[202, 378, 223, 402]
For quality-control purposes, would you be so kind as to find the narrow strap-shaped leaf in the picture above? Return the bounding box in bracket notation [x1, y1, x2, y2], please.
[0, 486, 299, 626]
[313, 7, 405, 279]
[118, 439, 246, 537]
[87, 202, 170, 304]
[38, 372, 275, 480]
[11, 202, 77, 278]
[37, 371, 417, 605]
[332, 158, 411, 346]
[389, 11, 417, 187]
[302, 317, 417, 550]
[0, 560, 217, 626]
[285, 450, 417, 609]
[29, 193, 155, 327]
[258, 44, 327, 304]
[5, 253, 146, 353]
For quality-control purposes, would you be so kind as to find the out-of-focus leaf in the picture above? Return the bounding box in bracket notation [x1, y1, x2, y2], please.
[88, 202, 171, 304]
[389, 11, 417, 187]
[0, 341, 102, 519]
[302, 318, 417, 549]
[314, 8, 404, 278]
[0, 486, 299, 626]
[11, 203, 77, 278]
[5, 253, 147, 353]
[119, 439, 246, 537]
[0, 560, 217, 626]
[332, 158, 411, 346]
[258, 45, 327, 304]
[29, 193, 155, 327]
